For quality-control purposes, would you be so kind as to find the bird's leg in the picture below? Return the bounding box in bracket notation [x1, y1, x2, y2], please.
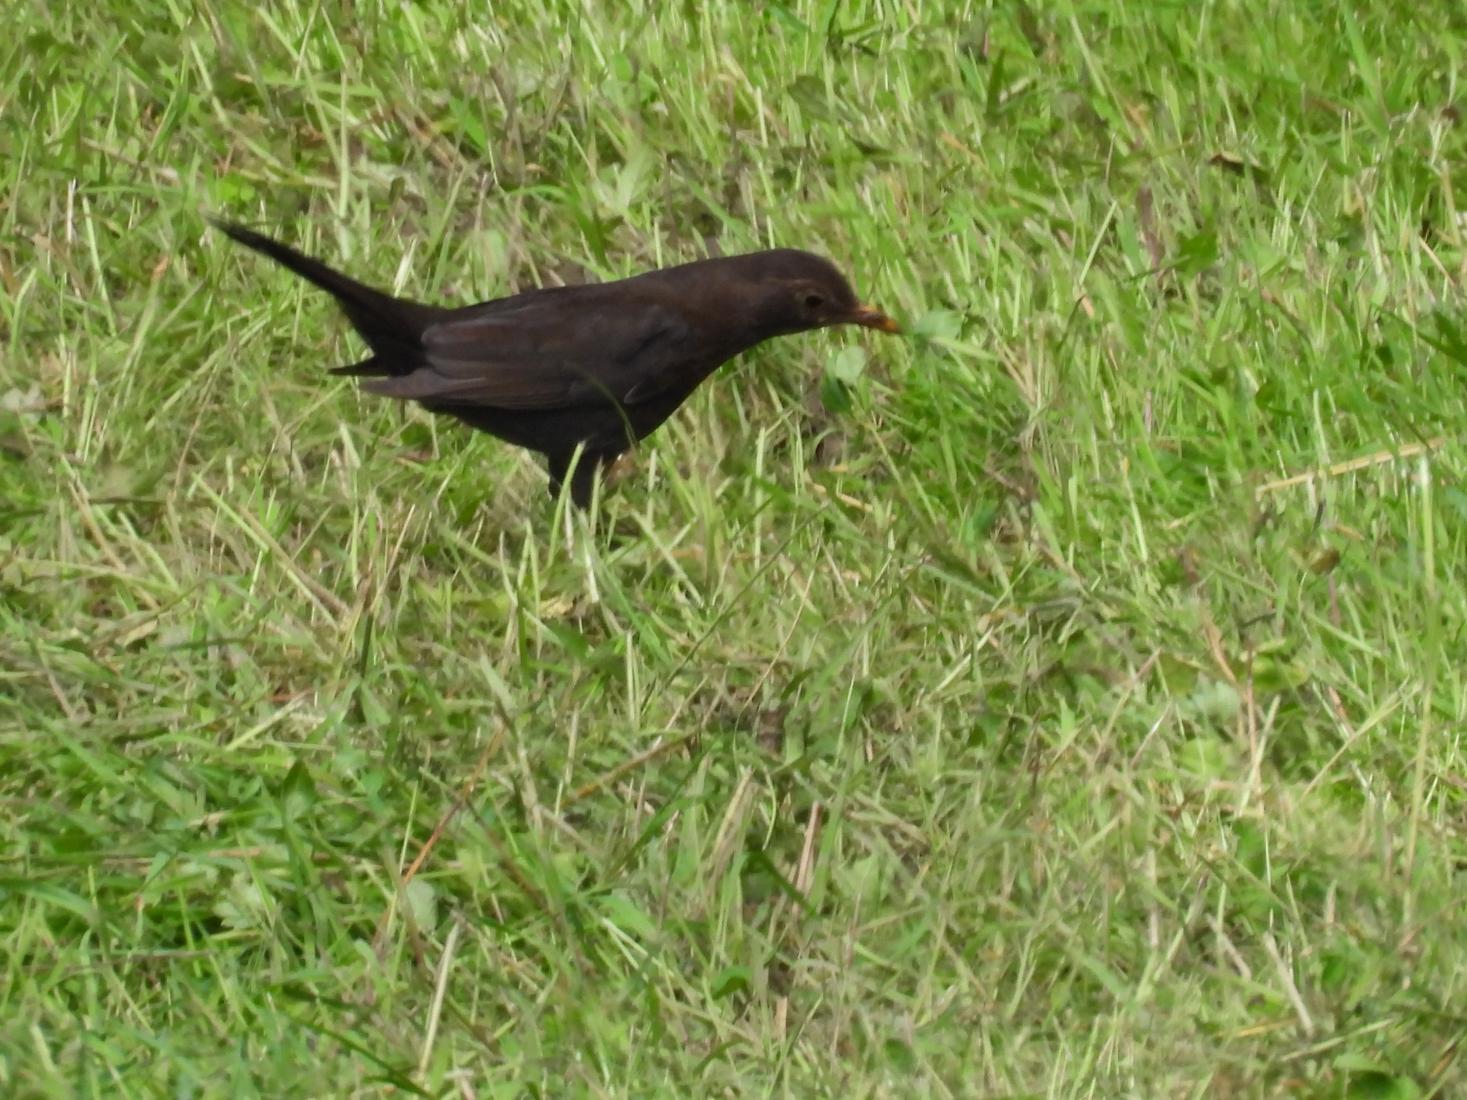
[546, 448, 619, 508]
[567, 452, 605, 509]
[545, 451, 573, 503]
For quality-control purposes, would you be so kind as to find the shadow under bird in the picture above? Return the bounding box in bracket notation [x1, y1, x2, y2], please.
[211, 219, 901, 507]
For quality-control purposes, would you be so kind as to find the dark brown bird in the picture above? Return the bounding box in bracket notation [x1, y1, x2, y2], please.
[212, 219, 900, 506]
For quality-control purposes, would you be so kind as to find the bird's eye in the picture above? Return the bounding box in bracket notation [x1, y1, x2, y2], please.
[803, 293, 825, 310]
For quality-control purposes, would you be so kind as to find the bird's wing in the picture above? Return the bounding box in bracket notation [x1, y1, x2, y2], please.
[360, 294, 696, 411]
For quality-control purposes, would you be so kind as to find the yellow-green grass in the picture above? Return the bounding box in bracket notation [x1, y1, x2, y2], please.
[3, 2, 1466, 1096]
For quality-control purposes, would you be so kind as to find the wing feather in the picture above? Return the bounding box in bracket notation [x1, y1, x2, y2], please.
[360, 291, 695, 411]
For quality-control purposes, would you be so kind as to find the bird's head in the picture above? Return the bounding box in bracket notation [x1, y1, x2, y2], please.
[729, 250, 902, 338]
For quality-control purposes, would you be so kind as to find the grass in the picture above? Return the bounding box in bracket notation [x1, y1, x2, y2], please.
[3, 0, 1467, 1095]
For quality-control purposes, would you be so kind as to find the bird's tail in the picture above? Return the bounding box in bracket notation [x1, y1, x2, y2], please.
[210, 218, 443, 376]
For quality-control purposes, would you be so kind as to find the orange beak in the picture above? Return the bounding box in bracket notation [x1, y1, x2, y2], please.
[848, 303, 902, 334]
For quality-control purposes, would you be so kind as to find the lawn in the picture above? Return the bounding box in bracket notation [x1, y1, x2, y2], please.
[3, 1, 1466, 1096]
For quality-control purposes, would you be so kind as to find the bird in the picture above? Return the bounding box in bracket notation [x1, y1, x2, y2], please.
[211, 218, 901, 507]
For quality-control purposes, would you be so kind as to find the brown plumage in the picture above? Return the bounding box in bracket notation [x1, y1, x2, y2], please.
[211, 219, 900, 506]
